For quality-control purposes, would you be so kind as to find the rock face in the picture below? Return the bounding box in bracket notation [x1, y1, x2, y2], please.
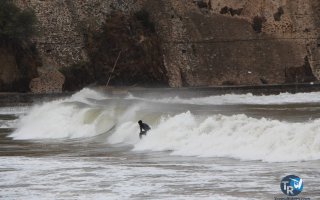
[84, 11, 167, 88]
[0, 49, 20, 88]
[29, 70, 65, 93]
[0, 46, 39, 92]
[13, 0, 320, 88]
[14, 0, 142, 68]
[145, 0, 319, 86]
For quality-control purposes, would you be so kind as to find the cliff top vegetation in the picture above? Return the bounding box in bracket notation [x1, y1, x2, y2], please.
[0, 0, 37, 45]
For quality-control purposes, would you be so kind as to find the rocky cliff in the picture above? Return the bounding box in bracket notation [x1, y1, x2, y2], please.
[11, 0, 320, 91]
[145, 0, 320, 87]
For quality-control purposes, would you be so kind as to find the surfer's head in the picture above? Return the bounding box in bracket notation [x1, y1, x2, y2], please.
[138, 120, 142, 124]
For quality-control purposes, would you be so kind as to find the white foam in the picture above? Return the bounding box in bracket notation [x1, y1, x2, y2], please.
[70, 88, 107, 103]
[130, 92, 320, 105]
[9, 88, 320, 162]
[0, 106, 30, 115]
[10, 89, 115, 140]
[1, 156, 261, 200]
[108, 111, 320, 162]
[0, 119, 18, 129]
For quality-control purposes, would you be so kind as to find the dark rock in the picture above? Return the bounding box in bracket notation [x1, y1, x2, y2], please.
[252, 16, 266, 33]
[274, 7, 284, 21]
[285, 56, 317, 83]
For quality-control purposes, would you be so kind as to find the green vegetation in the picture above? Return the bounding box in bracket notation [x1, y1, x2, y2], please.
[0, 1, 39, 92]
[60, 11, 166, 90]
[0, 0, 37, 44]
[220, 6, 243, 16]
[195, 1, 208, 9]
[134, 9, 155, 33]
[274, 7, 284, 21]
[252, 16, 266, 33]
[59, 62, 94, 91]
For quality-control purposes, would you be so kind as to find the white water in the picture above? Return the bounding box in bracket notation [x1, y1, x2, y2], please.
[9, 88, 320, 162]
[2, 88, 320, 199]
[10, 89, 115, 139]
[0, 106, 29, 129]
[130, 91, 320, 105]
[0, 156, 284, 200]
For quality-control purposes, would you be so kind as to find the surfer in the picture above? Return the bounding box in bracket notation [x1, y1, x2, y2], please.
[138, 120, 151, 139]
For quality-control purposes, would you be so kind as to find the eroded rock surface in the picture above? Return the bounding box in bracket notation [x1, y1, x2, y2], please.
[29, 69, 65, 93]
[12, 0, 320, 89]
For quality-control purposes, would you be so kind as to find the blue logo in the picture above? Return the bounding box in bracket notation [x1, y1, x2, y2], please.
[280, 175, 304, 196]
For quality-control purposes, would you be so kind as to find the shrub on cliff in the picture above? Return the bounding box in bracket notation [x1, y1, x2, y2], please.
[79, 11, 167, 88]
[0, 0, 37, 44]
[252, 16, 266, 33]
[0, 0, 39, 92]
[59, 62, 94, 91]
[134, 10, 155, 33]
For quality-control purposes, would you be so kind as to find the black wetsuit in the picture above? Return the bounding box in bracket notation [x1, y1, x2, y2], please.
[139, 122, 151, 138]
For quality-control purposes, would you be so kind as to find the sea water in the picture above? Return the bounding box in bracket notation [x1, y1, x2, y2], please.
[0, 88, 319, 199]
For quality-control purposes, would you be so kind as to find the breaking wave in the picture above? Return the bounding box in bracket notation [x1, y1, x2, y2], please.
[129, 91, 320, 105]
[9, 88, 320, 162]
[131, 112, 320, 162]
[10, 88, 115, 139]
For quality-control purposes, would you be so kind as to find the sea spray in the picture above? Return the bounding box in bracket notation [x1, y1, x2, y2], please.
[10, 101, 115, 139]
[9, 88, 320, 162]
[128, 92, 320, 105]
[10, 89, 115, 139]
[132, 112, 320, 162]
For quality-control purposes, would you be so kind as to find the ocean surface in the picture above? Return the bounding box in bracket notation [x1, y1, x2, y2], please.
[0, 88, 319, 199]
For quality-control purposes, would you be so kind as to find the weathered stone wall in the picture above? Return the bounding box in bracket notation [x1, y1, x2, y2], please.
[144, 0, 320, 87]
[14, 0, 142, 69]
[13, 0, 320, 89]
[13, 0, 142, 92]
[29, 70, 65, 94]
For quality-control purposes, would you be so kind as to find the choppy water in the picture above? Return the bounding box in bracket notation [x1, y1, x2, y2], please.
[0, 88, 319, 199]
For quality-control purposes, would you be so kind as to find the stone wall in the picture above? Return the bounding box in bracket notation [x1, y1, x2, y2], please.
[14, 0, 142, 69]
[144, 0, 320, 87]
[13, 0, 320, 88]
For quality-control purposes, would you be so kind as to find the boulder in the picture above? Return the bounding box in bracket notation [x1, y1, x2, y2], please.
[29, 70, 65, 93]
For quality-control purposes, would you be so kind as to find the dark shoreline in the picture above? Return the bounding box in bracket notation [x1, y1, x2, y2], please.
[1, 83, 320, 106]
